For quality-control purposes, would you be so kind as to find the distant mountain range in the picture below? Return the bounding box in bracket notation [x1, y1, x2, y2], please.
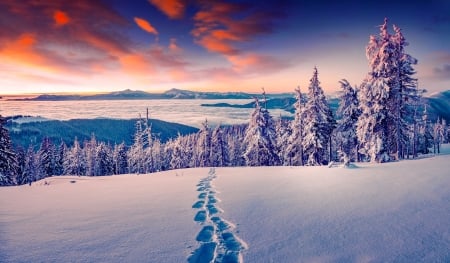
[203, 90, 450, 123]
[9, 88, 450, 122]
[11, 88, 292, 101]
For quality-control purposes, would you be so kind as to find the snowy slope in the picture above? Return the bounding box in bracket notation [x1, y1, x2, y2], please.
[1, 147, 450, 263]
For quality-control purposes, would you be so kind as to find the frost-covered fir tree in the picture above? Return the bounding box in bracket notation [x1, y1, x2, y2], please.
[95, 142, 113, 176]
[15, 146, 26, 185]
[196, 119, 211, 167]
[54, 141, 67, 176]
[0, 116, 17, 186]
[302, 68, 334, 166]
[357, 18, 419, 162]
[63, 138, 85, 176]
[243, 97, 280, 166]
[23, 146, 39, 185]
[113, 142, 128, 175]
[85, 134, 98, 176]
[210, 125, 229, 167]
[38, 137, 56, 177]
[226, 125, 246, 166]
[335, 79, 360, 165]
[285, 87, 306, 166]
[128, 119, 146, 174]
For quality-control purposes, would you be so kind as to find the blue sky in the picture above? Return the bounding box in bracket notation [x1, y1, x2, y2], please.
[0, 0, 448, 95]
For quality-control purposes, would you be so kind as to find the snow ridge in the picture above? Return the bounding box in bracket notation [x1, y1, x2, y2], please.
[188, 168, 247, 263]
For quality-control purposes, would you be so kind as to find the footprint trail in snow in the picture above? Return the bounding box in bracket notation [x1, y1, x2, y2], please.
[188, 168, 247, 263]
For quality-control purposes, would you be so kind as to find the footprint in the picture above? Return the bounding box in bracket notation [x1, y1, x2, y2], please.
[187, 242, 216, 263]
[222, 232, 244, 251]
[198, 192, 207, 199]
[208, 195, 218, 204]
[207, 204, 222, 215]
[194, 210, 207, 223]
[192, 200, 205, 209]
[221, 251, 240, 263]
[211, 216, 232, 232]
[196, 225, 215, 242]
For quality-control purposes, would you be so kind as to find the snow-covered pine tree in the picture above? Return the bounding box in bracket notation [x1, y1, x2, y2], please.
[357, 19, 394, 162]
[275, 115, 291, 165]
[128, 119, 145, 174]
[38, 137, 56, 178]
[335, 79, 360, 165]
[302, 68, 334, 166]
[113, 142, 128, 174]
[358, 18, 419, 162]
[85, 134, 97, 176]
[54, 141, 67, 176]
[226, 125, 246, 166]
[210, 125, 229, 167]
[285, 87, 306, 166]
[95, 142, 113, 176]
[23, 146, 38, 185]
[150, 138, 163, 172]
[63, 137, 85, 176]
[15, 146, 26, 185]
[196, 119, 211, 167]
[243, 97, 280, 166]
[169, 134, 186, 169]
[0, 116, 18, 186]
[388, 24, 419, 159]
[433, 118, 445, 154]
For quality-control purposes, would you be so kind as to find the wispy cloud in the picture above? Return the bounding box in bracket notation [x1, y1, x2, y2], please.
[191, 2, 279, 56]
[53, 10, 70, 27]
[134, 17, 158, 35]
[148, 0, 186, 19]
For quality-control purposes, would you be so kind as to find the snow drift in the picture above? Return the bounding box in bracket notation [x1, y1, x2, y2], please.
[1, 148, 449, 263]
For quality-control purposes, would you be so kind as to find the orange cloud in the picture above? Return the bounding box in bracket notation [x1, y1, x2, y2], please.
[53, 10, 70, 26]
[227, 54, 290, 75]
[169, 38, 182, 53]
[16, 33, 36, 47]
[149, 0, 186, 19]
[192, 2, 278, 56]
[134, 17, 158, 35]
[119, 53, 156, 75]
[198, 35, 237, 55]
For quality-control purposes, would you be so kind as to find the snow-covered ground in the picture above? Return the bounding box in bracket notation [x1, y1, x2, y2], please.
[1, 147, 449, 263]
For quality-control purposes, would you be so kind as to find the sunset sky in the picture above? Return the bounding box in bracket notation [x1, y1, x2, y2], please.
[0, 0, 449, 95]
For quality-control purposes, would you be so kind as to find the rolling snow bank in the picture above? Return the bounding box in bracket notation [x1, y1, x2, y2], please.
[1, 148, 450, 262]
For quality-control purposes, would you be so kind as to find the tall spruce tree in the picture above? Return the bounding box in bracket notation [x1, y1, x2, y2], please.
[357, 18, 419, 162]
[302, 67, 334, 166]
[285, 87, 306, 166]
[0, 116, 18, 185]
[335, 79, 360, 165]
[243, 97, 280, 166]
[210, 125, 229, 167]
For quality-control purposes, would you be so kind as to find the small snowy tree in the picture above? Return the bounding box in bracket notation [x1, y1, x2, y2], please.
[210, 125, 229, 167]
[95, 142, 113, 176]
[243, 97, 280, 166]
[302, 68, 334, 166]
[63, 138, 85, 176]
[23, 146, 42, 185]
[38, 137, 56, 177]
[196, 119, 212, 167]
[113, 142, 128, 175]
[128, 119, 145, 174]
[335, 79, 360, 165]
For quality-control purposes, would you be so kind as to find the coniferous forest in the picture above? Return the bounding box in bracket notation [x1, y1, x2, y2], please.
[1, 19, 449, 186]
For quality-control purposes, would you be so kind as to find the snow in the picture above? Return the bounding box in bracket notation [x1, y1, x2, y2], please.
[1, 146, 450, 262]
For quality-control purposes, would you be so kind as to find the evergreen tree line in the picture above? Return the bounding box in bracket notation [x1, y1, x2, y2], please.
[0, 18, 449, 186]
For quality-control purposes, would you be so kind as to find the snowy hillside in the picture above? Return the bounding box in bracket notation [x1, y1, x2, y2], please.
[1, 147, 449, 262]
